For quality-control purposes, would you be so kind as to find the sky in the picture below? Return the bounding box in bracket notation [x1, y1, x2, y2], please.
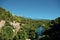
[0, 0, 60, 20]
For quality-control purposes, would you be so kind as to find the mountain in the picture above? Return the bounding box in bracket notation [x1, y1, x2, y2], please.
[0, 7, 50, 40]
[0, 7, 50, 28]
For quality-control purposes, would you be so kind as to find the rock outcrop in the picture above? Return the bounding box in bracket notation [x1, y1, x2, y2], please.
[0, 20, 5, 29]
[10, 21, 21, 33]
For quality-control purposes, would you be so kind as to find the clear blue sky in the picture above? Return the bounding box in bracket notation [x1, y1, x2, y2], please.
[0, 0, 60, 20]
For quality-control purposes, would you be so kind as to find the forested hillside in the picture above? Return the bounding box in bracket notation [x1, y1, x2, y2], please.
[0, 7, 60, 40]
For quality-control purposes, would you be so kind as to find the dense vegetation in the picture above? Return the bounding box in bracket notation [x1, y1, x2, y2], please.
[0, 7, 60, 40]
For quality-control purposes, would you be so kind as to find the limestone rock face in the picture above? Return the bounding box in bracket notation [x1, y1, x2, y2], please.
[0, 20, 21, 33]
[0, 20, 5, 29]
[10, 21, 21, 32]
[26, 39, 31, 40]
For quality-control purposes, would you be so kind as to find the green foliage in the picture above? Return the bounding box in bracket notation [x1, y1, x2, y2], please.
[0, 32, 9, 40]
[2, 26, 13, 39]
[13, 29, 28, 40]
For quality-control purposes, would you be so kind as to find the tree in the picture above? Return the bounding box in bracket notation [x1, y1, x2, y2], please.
[43, 17, 60, 40]
[2, 26, 14, 40]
